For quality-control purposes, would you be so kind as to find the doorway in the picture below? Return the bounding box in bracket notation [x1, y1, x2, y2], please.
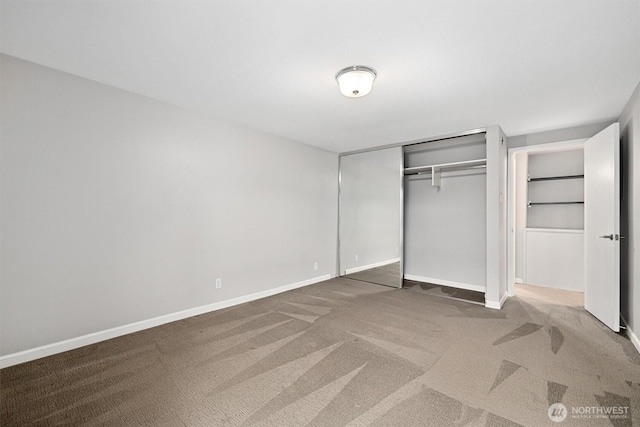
[507, 123, 622, 333]
[507, 139, 586, 297]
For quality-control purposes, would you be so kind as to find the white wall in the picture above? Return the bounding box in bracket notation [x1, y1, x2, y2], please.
[619, 80, 640, 351]
[0, 55, 338, 359]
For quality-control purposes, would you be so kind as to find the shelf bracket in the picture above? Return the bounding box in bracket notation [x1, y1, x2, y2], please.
[432, 166, 441, 187]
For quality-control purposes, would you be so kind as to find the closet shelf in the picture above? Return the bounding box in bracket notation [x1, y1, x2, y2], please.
[527, 174, 584, 182]
[404, 158, 486, 188]
[403, 158, 486, 176]
[527, 201, 584, 208]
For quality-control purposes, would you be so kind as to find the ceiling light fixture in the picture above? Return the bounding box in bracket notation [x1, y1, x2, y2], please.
[335, 65, 377, 98]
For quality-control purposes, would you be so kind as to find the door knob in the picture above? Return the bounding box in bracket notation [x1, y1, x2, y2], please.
[599, 234, 614, 240]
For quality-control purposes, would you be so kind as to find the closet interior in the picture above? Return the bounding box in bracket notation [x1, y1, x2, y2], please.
[403, 133, 488, 293]
[338, 126, 508, 309]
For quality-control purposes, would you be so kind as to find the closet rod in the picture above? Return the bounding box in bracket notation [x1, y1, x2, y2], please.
[404, 165, 486, 176]
[403, 159, 486, 176]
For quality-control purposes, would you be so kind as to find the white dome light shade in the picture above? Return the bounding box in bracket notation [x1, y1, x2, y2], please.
[335, 66, 377, 98]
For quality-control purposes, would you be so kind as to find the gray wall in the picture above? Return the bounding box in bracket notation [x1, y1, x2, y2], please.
[619, 80, 640, 345]
[0, 55, 338, 356]
[339, 148, 402, 273]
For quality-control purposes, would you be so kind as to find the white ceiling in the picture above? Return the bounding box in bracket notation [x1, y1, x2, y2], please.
[2, 1, 639, 153]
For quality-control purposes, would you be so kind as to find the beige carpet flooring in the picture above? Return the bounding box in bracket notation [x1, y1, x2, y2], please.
[2, 278, 640, 426]
[403, 279, 486, 305]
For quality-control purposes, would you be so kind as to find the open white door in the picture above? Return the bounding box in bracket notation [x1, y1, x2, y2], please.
[584, 123, 620, 332]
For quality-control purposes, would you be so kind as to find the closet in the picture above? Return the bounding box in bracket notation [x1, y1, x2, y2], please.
[403, 134, 488, 292]
[338, 126, 508, 309]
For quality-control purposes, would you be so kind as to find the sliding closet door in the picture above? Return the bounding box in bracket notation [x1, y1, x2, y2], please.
[339, 147, 403, 288]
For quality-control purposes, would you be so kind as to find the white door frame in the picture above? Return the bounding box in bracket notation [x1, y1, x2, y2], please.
[507, 139, 586, 296]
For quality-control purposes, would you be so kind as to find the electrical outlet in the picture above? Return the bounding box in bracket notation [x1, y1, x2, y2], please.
[215, 278, 222, 289]
[314, 262, 318, 270]
[355, 254, 358, 262]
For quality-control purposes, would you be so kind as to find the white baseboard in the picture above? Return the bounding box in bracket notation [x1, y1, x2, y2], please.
[627, 327, 640, 355]
[515, 278, 524, 284]
[403, 274, 486, 293]
[345, 258, 400, 275]
[0, 274, 332, 369]
[485, 292, 509, 310]
[621, 315, 640, 356]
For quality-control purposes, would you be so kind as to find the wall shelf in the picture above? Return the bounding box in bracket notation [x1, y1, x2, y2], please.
[528, 174, 584, 182]
[526, 151, 584, 229]
[528, 201, 584, 208]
